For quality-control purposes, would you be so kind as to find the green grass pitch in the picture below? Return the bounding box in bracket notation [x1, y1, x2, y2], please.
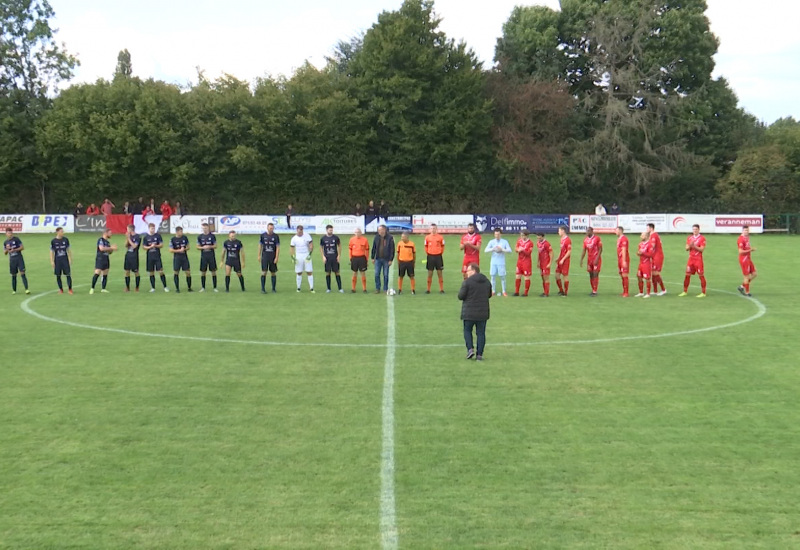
[1, 232, 798, 549]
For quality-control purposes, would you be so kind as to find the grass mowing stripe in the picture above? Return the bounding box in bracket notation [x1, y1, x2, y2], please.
[381, 285, 399, 550]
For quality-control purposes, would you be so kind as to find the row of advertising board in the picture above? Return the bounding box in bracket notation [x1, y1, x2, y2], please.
[0, 213, 764, 234]
[569, 214, 764, 234]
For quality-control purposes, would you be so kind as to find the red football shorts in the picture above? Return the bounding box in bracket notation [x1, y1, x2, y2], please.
[651, 254, 664, 272]
[462, 257, 479, 273]
[618, 262, 630, 275]
[637, 263, 651, 279]
[540, 266, 551, 277]
[686, 259, 704, 275]
[555, 259, 570, 275]
[586, 258, 601, 273]
[740, 258, 756, 276]
[516, 260, 532, 277]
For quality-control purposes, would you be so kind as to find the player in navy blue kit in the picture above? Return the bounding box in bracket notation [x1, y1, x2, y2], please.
[320, 224, 343, 293]
[123, 224, 141, 292]
[4, 227, 30, 295]
[197, 223, 218, 292]
[142, 223, 169, 292]
[90, 228, 118, 294]
[50, 227, 73, 294]
[169, 226, 192, 292]
[221, 230, 245, 292]
[258, 222, 280, 293]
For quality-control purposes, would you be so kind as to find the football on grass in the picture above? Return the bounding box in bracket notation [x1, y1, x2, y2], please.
[387, 289, 396, 296]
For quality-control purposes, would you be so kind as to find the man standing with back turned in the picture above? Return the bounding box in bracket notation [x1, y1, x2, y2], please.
[459, 263, 492, 361]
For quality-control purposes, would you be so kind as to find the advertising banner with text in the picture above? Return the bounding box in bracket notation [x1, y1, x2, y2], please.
[668, 214, 763, 234]
[170, 215, 219, 234]
[74, 215, 106, 232]
[384, 216, 413, 233]
[22, 214, 75, 233]
[617, 214, 668, 233]
[589, 215, 619, 234]
[412, 214, 474, 234]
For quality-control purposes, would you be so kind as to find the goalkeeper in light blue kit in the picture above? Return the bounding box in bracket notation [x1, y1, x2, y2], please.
[484, 227, 513, 296]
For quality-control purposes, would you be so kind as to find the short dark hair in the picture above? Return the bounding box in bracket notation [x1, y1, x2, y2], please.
[522, 229, 530, 236]
[297, 225, 303, 230]
[646, 223, 655, 230]
[201, 223, 208, 227]
[5, 227, 12, 232]
[559, 225, 568, 233]
[536, 232, 545, 237]
[692, 224, 700, 229]
[55, 227, 63, 232]
[175, 226, 183, 231]
[493, 227, 502, 233]
[466, 262, 480, 273]
[742, 225, 749, 230]
[617, 226, 624, 231]
[326, 224, 333, 230]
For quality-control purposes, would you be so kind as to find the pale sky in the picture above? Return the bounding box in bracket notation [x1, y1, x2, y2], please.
[51, 0, 799, 124]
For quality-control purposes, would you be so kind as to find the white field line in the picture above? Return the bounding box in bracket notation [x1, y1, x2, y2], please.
[19, 282, 766, 349]
[380, 282, 399, 550]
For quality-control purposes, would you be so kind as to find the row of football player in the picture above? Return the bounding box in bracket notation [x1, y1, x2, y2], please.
[4, 222, 758, 297]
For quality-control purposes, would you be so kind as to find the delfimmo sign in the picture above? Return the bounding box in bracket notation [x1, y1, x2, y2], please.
[75, 215, 107, 232]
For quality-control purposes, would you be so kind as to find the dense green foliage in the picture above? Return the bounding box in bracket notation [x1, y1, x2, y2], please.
[1, 0, 797, 213]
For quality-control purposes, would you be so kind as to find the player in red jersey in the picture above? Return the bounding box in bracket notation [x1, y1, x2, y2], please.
[737, 225, 757, 297]
[635, 232, 654, 298]
[680, 224, 707, 298]
[460, 223, 482, 279]
[647, 223, 667, 295]
[555, 225, 571, 296]
[580, 227, 603, 296]
[535, 233, 553, 297]
[615, 226, 630, 297]
[514, 230, 534, 296]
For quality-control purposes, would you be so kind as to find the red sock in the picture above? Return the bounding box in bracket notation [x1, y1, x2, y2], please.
[659, 276, 666, 291]
[556, 279, 564, 292]
[398, 276, 403, 291]
[361, 275, 367, 291]
[544, 282, 550, 296]
[564, 281, 569, 295]
[638, 280, 644, 293]
[683, 275, 691, 292]
[524, 280, 531, 295]
[591, 277, 598, 292]
[646, 280, 651, 294]
[438, 276, 444, 292]
[622, 278, 628, 294]
[352, 275, 357, 290]
[515, 279, 521, 293]
[700, 276, 706, 293]
[744, 282, 750, 292]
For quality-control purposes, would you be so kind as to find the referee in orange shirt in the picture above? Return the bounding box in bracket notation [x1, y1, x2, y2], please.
[348, 228, 370, 293]
[396, 231, 416, 294]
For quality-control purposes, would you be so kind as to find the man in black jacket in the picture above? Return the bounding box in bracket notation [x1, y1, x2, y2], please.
[371, 224, 395, 293]
[458, 262, 492, 360]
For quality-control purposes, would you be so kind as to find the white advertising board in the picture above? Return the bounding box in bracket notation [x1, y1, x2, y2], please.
[588, 215, 619, 234]
[4, 214, 76, 233]
[412, 214, 474, 234]
[618, 214, 668, 233]
[668, 214, 763, 234]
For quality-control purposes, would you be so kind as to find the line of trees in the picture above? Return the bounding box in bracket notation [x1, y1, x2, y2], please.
[1, 0, 798, 214]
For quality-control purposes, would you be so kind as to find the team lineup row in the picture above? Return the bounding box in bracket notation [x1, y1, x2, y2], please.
[4, 221, 759, 297]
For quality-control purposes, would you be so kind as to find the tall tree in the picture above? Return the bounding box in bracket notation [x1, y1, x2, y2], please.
[0, 0, 77, 210]
[115, 48, 132, 79]
[348, 0, 494, 211]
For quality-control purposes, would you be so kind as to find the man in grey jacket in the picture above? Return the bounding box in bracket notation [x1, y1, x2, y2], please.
[371, 224, 395, 293]
[458, 262, 492, 360]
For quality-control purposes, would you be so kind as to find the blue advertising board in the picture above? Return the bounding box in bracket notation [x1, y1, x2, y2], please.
[473, 214, 568, 234]
[385, 216, 413, 233]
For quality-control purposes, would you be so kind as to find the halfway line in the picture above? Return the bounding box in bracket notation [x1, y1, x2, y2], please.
[380, 282, 399, 549]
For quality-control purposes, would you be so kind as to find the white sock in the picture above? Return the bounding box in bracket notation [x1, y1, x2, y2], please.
[308, 275, 314, 289]
[501, 277, 506, 293]
[491, 275, 496, 293]
[296, 274, 302, 288]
